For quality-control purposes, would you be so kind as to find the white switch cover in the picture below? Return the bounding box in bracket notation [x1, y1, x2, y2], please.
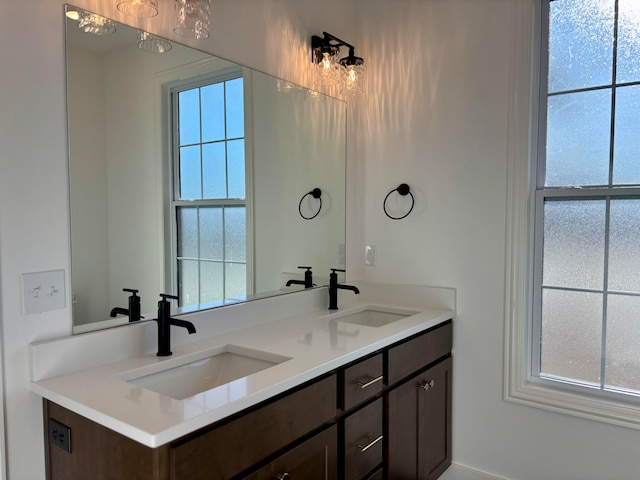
[365, 245, 377, 266]
[22, 270, 66, 314]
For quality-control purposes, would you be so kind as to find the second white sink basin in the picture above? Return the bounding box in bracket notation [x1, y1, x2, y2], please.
[117, 344, 291, 400]
[323, 305, 421, 328]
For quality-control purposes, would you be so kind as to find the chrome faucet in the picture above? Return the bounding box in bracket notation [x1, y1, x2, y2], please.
[109, 288, 142, 322]
[328, 268, 359, 310]
[286, 266, 314, 288]
[154, 294, 196, 357]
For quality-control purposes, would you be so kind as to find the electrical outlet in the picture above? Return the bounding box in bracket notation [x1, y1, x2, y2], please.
[49, 418, 71, 453]
[365, 245, 376, 266]
[338, 244, 346, 265]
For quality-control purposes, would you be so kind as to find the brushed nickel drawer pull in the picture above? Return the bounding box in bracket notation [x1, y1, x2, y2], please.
[357, 375, 383, 389]
[357, 434, 383, 452]
[420, 379, 435, 391]
[276, 473, 289, 480]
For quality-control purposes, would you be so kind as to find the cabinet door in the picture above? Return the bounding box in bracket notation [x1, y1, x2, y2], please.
[243, 425, 337, 480]
[387, 357, 452, 480]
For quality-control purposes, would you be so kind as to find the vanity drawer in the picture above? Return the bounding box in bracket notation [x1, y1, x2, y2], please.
[243, 425, 337, 480]
[342, 353, 383, 411]
[170, 374, 337, 480]
[343, 398, 383, 480]
[387, 321, 452, 386]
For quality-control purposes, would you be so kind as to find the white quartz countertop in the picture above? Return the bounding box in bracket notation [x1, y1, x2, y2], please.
[31, 286, 454, 448]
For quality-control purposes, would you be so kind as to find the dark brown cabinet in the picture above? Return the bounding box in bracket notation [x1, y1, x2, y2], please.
[44, 320, 452, 480]
[244, 426, 337, 480]
[388, 357, 452, 480]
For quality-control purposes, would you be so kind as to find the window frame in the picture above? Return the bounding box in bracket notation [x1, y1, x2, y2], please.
[158, 61, 255, 311]
[504, 0, 640, 429]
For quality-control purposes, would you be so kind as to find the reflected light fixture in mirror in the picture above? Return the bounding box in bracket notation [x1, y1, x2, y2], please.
[137, 30, 172, 53]
[117, 0, 159, 18]
[174, 0, 211, 39]
[77, 9, 117, 35]
[312, 32, 365, 95]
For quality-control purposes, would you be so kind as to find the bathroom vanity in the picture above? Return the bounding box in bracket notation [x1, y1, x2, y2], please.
[31, 283, 454, 479]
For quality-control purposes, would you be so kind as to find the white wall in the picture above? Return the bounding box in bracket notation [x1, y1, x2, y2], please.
[4, 0, 640, 479]
[355, 1, 640, 480]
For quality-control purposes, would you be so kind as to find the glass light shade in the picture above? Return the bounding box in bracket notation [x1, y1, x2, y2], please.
[276, 79, 302, 94]
[77, 10, 116, 35]
[117, 0, 158, 17]
[174, 0, 211, 40]
[340, 63, 365, 96]
[313, 50, 340, 87]
[137, 31, 172, 53]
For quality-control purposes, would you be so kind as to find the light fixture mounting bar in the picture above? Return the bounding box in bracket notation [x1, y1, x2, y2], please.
[311, 31, 355, 63]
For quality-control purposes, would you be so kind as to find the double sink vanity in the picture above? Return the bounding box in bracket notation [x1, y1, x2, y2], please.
[30, 282, 455, 479]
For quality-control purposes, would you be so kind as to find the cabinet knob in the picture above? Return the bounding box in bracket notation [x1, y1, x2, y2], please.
[420, 379, 435, 391]
[276, 474, 289, 480]
[357, 375, 383, 389]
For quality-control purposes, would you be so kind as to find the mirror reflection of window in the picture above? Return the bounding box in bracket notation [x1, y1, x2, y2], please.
[170, 72, 248, 308]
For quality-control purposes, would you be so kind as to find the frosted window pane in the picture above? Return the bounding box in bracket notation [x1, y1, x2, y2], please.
[178, 89, 200, 146]
[225, 263, 246, 299]
[605, 295, 640, 393]
[226, 78, 244, 139]
[224, 207, 246, 262]
[202, 143, 226, 199]
[548, 0, 614, 93]
[179, 259, 199, 307]
[540, 288, 602, 385]
[542, 200, 605, 289]
[177, 207, 198, 258]
[227, 140, 245, 199]
[546, 90, 611, 187]
[608, 200, 640, 292]
[201, 83, 225, 143]
[179, 145, 201, 200]
[199, 207, 223, 261]
[616, 0, 640, 83]
[612, 86, 640, 185]
[200, 261, 223, 304]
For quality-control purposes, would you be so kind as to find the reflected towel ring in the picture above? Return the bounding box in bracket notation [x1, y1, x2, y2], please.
[383, 183, 414, 220]
[299, 187, 323, 219]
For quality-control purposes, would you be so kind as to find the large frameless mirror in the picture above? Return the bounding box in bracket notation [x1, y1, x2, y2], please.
[65, 5, 346, 333]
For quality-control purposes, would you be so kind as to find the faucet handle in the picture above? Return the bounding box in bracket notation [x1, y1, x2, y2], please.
[159, 293, 179, 302]
[297, 266, 312, 271]
[123, 288, 139, 296]
[331, 268, 346, 274]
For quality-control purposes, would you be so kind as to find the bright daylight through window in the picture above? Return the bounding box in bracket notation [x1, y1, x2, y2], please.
[170, 75, 247, 308]
[535, 0, 640, 397]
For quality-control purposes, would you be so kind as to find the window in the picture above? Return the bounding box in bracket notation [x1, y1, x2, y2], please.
[505, 0, 640, 428]
[169, 72, 247, 308]
[535, 0, 640, 397]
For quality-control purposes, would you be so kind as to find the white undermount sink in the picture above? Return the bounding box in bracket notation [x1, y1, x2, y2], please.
[117, 344, 291, 400]
[324, 305, 421, 328]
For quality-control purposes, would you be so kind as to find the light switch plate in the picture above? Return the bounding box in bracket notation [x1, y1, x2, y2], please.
[365, 245, 376, 266]
[22, 270, 66, 314]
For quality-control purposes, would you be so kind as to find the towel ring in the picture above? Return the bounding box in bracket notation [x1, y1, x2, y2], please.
[383, 183, 414, 220]
[299, 188, 322, 220]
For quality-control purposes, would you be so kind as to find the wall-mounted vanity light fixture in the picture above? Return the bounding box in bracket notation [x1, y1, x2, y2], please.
[174, 0, 211, 39]
[116, 0, 159, 18]
[383, 183, 415, 220]
[299, 188, 323, 220]
[311, 32, 365, 95]
[137, 30, 172, 53]
[77, 9, 117, 35]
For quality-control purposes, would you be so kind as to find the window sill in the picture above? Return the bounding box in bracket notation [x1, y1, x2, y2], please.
[505, 375, 640, 430]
